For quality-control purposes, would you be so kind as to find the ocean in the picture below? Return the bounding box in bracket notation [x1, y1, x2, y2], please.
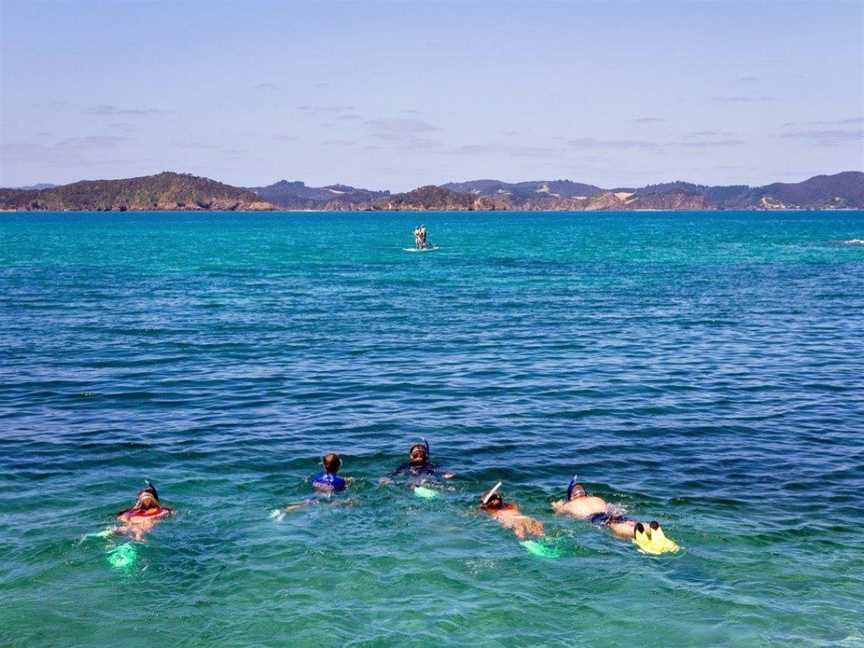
[1, 210, 863, 647]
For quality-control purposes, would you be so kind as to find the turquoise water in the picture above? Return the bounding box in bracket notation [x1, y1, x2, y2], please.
[1, 211, 863, 647]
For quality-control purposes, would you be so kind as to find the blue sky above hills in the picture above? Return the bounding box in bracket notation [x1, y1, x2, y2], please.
[1, 0, 862, 190]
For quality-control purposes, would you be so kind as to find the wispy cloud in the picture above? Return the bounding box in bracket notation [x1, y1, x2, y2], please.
[634, 117, 665, 124]
[568, 137, 660, 151]
[738, 75, 759, 82]
[713, 95, 775, 103]
[1, 134, 132, 166]
[335, 114, 362, 121]
[787, 116, 864, 127]
[567, 135, 745, 152]
[672, 139, 746, 148]
[172, 140, 220, 150]
[298, 104, 355, 114]
[365, 118, 440, 137]
[57, 135, 131, 148]
[444, 143, 559, 158]
[85, 104, 165, 116]
[781, 129, 863, 145]
[254, 82, 277, 90]
[273, 134, 299, 142]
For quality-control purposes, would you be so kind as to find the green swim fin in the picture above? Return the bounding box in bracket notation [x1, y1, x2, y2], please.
[413, 486, 438, 500]
[107, 542, 138, 570]
[520, 540, 561, 558]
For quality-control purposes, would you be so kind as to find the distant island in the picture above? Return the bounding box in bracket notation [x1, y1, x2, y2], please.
[1, 171, 862, 212]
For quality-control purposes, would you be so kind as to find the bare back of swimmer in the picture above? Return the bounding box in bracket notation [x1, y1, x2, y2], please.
[480, 483, 544, 540]
[552, 478, 637, 540]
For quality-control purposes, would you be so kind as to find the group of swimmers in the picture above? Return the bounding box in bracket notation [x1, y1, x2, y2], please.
[113, 440, 678, 554]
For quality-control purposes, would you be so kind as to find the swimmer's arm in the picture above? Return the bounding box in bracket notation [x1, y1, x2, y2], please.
[551, 500, 566, 514]
[277, 500, 316, 514]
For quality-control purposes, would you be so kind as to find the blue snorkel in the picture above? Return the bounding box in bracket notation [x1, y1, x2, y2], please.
[422, 437, 430, 455]
[566, 474, 578, 501]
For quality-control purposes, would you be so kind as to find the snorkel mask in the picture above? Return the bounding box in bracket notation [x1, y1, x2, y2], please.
[141, 480, 159, 501]
[409, 438, 430, 463]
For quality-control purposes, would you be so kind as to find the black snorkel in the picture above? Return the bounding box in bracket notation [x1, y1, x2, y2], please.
[142, 479, 159, 502]
[566, 474, 578, 501]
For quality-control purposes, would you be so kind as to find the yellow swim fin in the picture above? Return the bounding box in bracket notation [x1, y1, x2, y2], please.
[633, 525, 679, 555]
[633, 528, 660, 555]
[649, 526, 680, 554]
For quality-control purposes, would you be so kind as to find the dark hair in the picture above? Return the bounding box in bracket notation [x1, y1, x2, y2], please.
[649, 520, 660, 531]
[635, 522, 645, 534]
[323, 453, 342, 473]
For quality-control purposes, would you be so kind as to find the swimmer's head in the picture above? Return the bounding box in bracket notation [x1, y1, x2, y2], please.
[408, 442, 429, 465]
[480, 481, 503, 510]
[634, 522, 646, 537]
[135, 485, 160, 510]
[649, 520, 660, 531]
[323, 453, 342, 474]
[481, 492, 504, 510]
[567, 477, 586, 501]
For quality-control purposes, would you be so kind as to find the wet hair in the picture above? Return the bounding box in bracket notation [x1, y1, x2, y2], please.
[323, 453, 342, 474]
[635, 522, 645, 534]
[649, 520, 660, 531]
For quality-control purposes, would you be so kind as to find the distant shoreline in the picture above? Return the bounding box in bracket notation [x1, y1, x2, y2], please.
[2, 170, 861, 212]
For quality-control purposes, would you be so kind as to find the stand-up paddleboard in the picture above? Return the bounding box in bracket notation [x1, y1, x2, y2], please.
[403, 246, 440, 253]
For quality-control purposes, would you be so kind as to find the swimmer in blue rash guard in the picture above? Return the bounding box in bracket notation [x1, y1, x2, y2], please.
[312, 453, 349, 492]
[273, 453, 351, 515]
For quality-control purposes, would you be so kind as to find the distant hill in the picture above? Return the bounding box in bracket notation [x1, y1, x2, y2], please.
[0, 172, 273, 211]
[442, 179, 604, 204]
[439, 172, 864, 211]
[1, 171, 860, 212]
[371, 185, 507, 211]
[3, 183, 58, 191]
[249, 180, 389, 210]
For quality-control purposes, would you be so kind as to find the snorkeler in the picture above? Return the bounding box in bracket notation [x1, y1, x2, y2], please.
[116, 481, 174, 540]
[273, 453, 351, 516]
[552, 476, 677, 552]
[390, 439, 454, 479]
[480, 482, 544, 540]
[313, 452, 349, 492]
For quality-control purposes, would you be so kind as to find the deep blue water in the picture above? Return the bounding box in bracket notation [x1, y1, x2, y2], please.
[1, 211, 863, 647]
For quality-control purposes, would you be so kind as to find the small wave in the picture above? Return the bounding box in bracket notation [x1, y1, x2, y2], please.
[841, 239, 864, 246]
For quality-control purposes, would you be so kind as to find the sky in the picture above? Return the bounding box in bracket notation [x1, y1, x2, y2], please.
[1, 0, 862, 191]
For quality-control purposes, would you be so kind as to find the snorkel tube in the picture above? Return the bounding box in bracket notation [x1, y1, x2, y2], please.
[566, 474, 578, 501]
[481, 481, 503, 507]
[142, 480, 159, 501]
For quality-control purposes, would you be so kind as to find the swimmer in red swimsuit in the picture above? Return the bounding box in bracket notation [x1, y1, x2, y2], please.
[116, 482, 174, 540]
